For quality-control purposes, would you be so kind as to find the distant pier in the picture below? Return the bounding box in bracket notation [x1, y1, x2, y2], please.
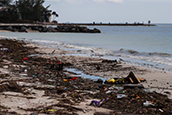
[0, 23, 156, 27]
[56, 23, 156, 26]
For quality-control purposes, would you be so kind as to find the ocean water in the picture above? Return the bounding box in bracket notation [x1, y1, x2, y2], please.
[0, 24, 172, 71]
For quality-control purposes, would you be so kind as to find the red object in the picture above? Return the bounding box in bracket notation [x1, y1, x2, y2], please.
[69, 77, 77, 81]
[23, 57, 28, 61]
[57, 62, 62, 64]
[72, 77, 77, 80]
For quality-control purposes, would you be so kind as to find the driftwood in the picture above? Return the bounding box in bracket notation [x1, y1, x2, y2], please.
[2, 93, 36, 99]
[123, 84, 144, 89]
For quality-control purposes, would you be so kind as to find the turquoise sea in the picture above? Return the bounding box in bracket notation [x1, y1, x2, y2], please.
[0, 24, 172, 71]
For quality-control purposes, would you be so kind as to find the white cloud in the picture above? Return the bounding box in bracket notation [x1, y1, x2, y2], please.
[47, 0, 60, 1]
[64, 0, 80, 4]
[93, 0, 103, 2]
[107, 0, 123, 3]
[93, 0, 123, 3]
[47, 0, 123, 3]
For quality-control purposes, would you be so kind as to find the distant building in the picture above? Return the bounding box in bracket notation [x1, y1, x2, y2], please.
[44, 10, 52, 22]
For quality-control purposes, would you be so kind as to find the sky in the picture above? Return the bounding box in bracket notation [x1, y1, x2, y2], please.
[44, 0, 172, 23]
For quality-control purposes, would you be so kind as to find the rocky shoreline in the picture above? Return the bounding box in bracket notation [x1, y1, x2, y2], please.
[0, 25, 101, 33]
[0, 38, 172, 115]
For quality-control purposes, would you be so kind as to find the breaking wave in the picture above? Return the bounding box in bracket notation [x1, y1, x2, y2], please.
[118, 48, 171, 57]
[29, 39, 172, 71]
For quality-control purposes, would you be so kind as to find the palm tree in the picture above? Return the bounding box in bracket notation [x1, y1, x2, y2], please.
[0, 0, 12, 6]
[16, 0, 49, 22]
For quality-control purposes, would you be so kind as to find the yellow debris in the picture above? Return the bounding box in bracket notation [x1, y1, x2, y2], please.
[63, 79, 68, 82]
[108, 79, 115, 83]
[48, 108, 57, 112]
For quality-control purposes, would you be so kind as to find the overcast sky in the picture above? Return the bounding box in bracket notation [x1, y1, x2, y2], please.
[44, 0, 172, 23]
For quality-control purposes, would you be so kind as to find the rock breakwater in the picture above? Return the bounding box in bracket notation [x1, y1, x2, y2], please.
[0, 25, 101, 33]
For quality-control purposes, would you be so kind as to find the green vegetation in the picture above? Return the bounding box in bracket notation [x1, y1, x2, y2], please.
[0, 0, 58, 23]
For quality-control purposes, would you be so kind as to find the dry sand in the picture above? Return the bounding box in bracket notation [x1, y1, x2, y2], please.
[0, 30, 12, 32]
[0, 29, 39, 33]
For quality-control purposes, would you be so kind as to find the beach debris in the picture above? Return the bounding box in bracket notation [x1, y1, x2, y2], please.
[47, 108, 57, 112]
[63, 79, 68, 82]
[69, 77, 77, 81]
[102, 59, 117, 63]
[0, 39, 172, 115]
[164, 91, 171, 95]
[107, 78, 115, 83]
[117, 94, 127, 99]
[106, 90, 118, 94]
[159, 109, 164, 112]
[123, 84, 144, 89]
[0, 48, 8, 50]
[57, 61, 63, 71]
[125, 71, 141, 84]
[30, 113, 38, 115]
[94, 112, 112, 115]
[24, 69, 27, 73]
[105, 71, 146, 84]
[143, 101, 155, 107]
[96, 79, 103, 84]
[90, 100, 100, 106]
[20, 73, 27, 76]
[23, 57, 28, 61]
[51, 50, 55, 54]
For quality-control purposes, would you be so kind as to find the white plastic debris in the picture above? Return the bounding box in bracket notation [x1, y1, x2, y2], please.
[20, 74, 27, 76]
[0, 48, 8, 50]
[143, 101, 155, 107]
[159, 109, 164, 112]
[106, 90, 118, 94]
[3, 66, 9, 69]
[117, 94, 127, 99]
[24, 69, 27, 73]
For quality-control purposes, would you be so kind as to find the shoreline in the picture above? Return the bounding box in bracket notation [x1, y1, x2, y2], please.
[0, 38, 172, 114]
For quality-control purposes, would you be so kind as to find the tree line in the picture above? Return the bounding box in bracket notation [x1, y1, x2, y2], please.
[0, 0, 58, 23]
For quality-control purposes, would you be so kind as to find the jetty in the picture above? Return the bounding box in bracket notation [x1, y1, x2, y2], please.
[56, 23, 155, 26]
[0, 23, 101, 33]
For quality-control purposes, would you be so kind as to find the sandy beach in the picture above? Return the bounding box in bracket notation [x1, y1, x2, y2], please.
[0, 38, 172, 115]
